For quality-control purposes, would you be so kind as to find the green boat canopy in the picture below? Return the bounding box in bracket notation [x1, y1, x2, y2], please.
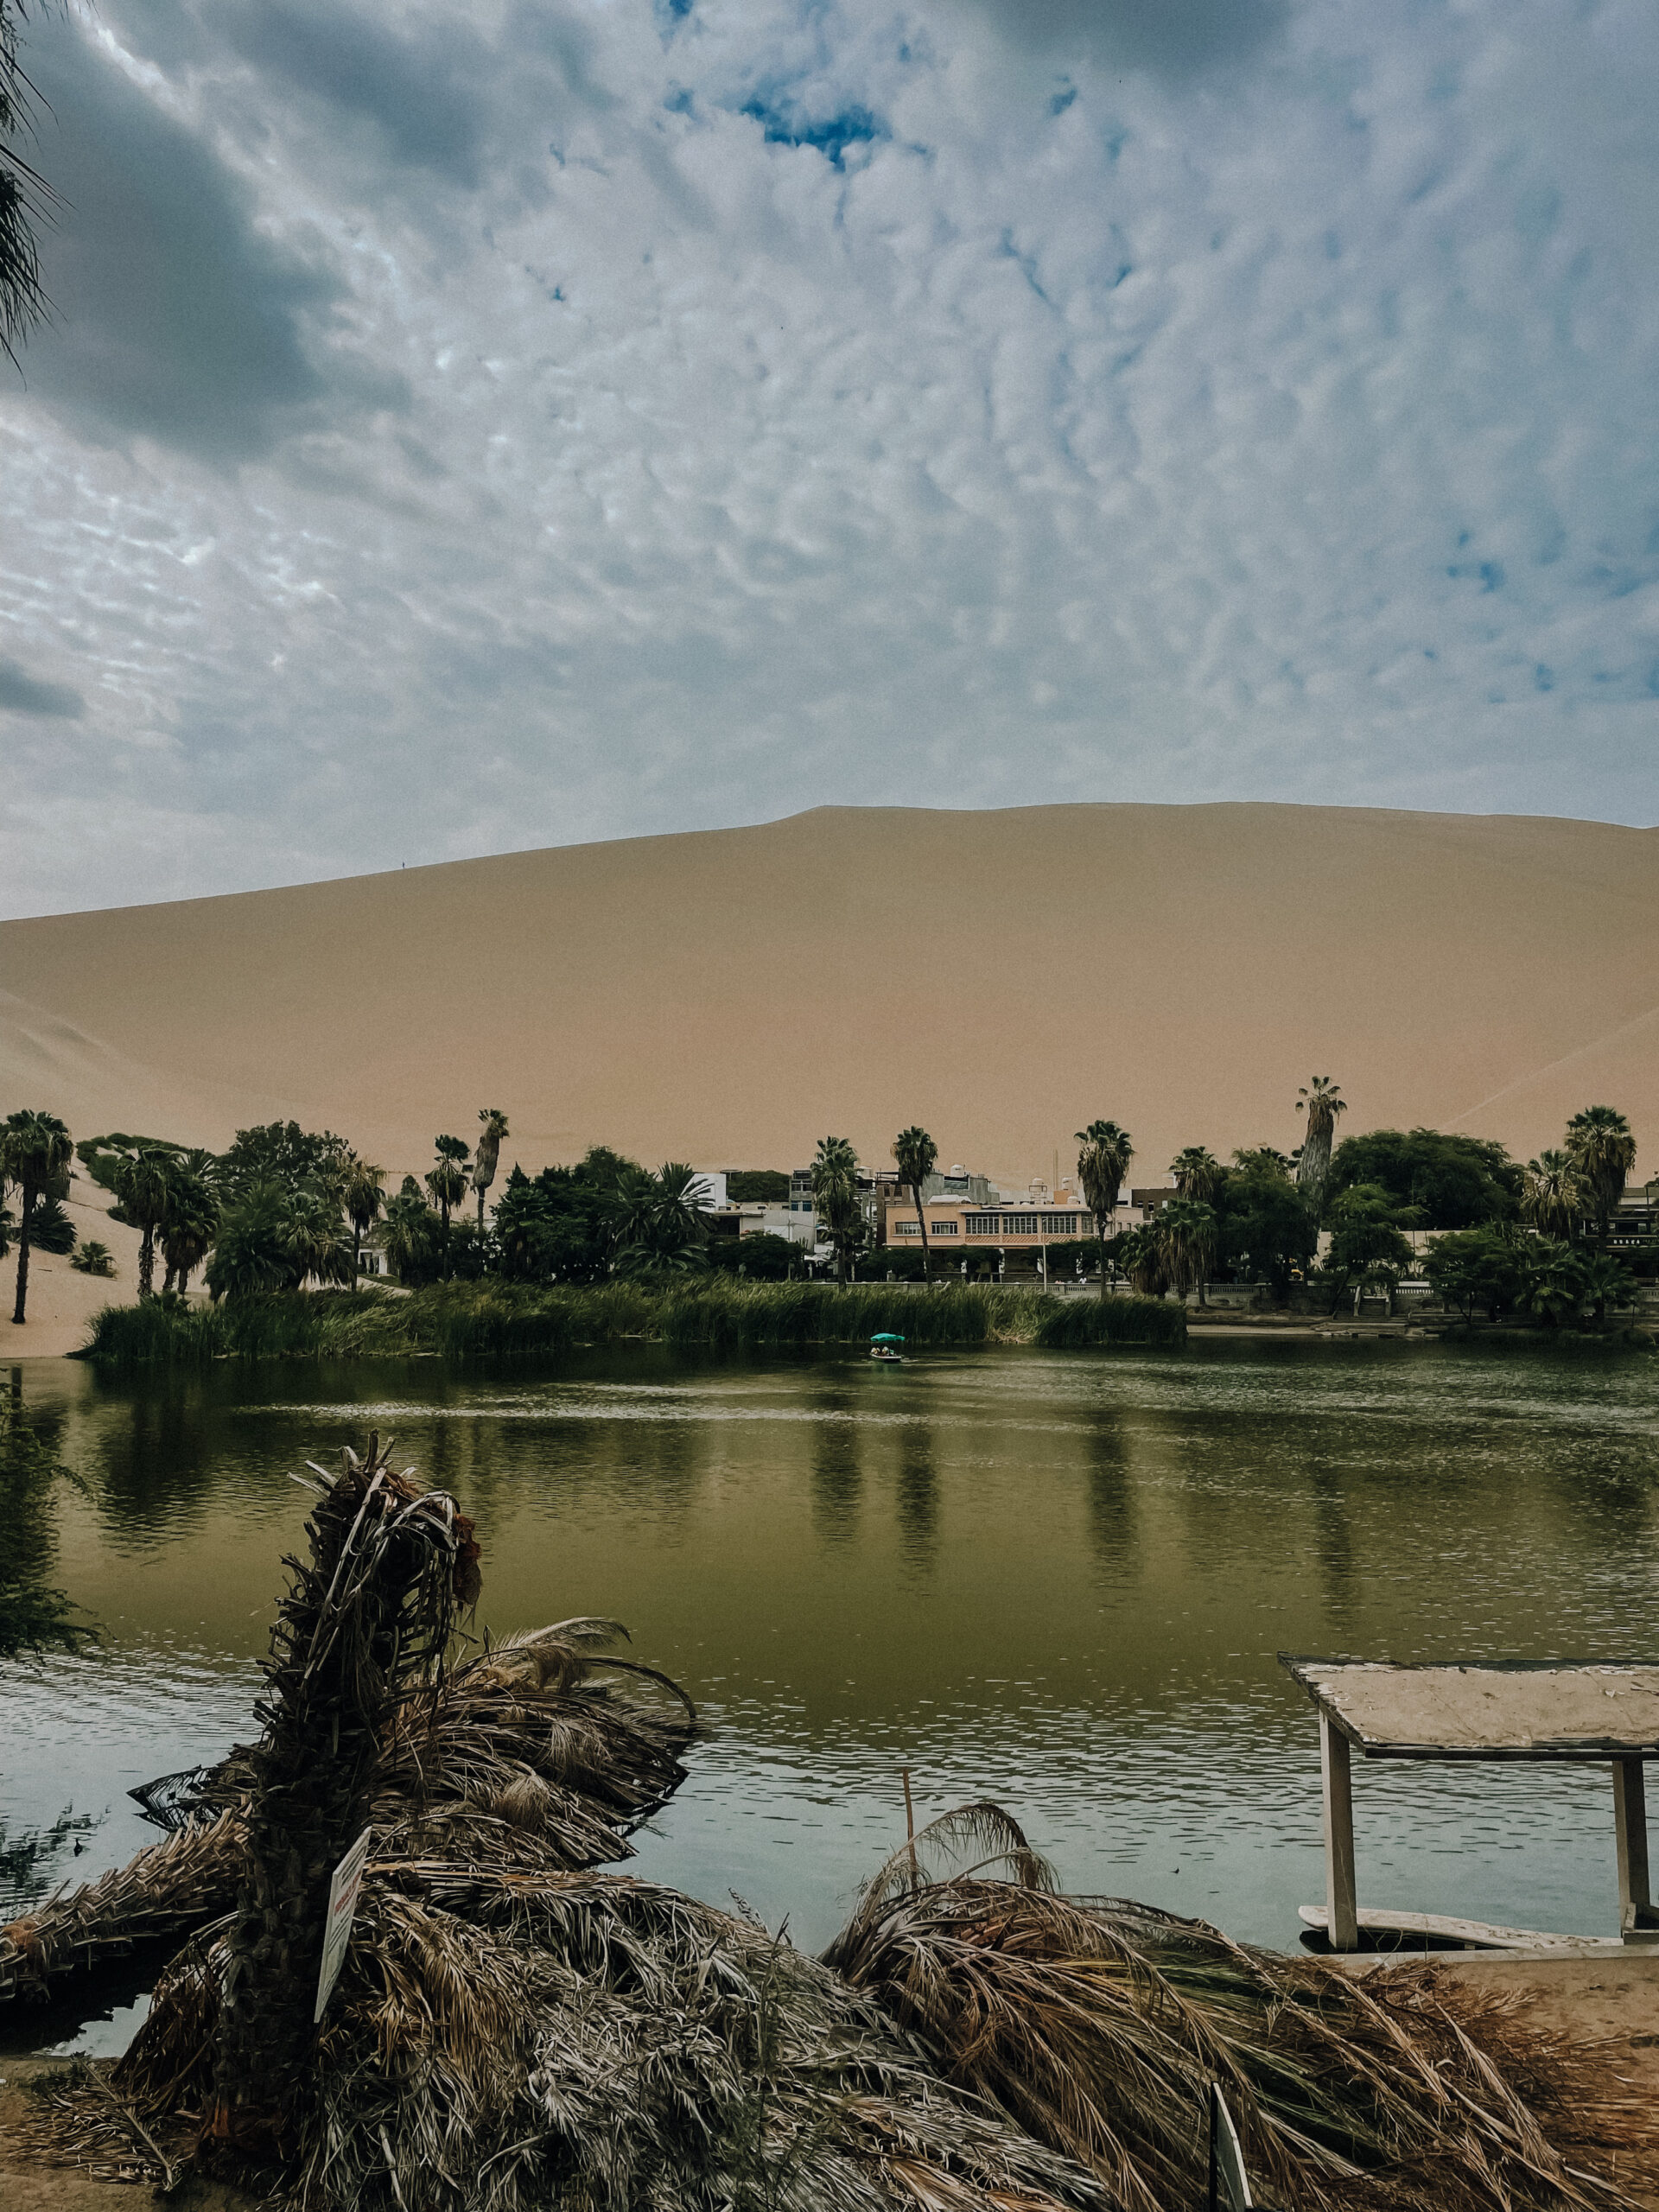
[871, 1333, 906, 1344]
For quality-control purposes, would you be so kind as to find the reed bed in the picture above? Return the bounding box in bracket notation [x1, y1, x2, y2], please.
[82, 1280, 1185, 1363]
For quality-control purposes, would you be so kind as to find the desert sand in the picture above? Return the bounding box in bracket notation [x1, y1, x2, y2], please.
[1, 803, 1654, 1284]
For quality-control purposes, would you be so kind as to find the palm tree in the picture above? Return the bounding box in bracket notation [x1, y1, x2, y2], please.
[1169, 1147, 1223, 1205]
[1, 0, 51, 365]
[284, 1191, 356, 1288]
[608, 1162, 712, 1276]
[811, 1136, 863, 1285]
[109, 1146, 181, 1300]
[383, 1182, 442, 1287]
[426, 1136, 471, 1274]
[892, 1127, 938, 1281]
[0, 1109, 73, 1324]
[343, 1157, 387, 1276]
[473, 1109, 510, 1227]
[1516, 1238, 1586, 1329]
[1578, 1250, 1635, 1329]
[1294, 1078, 1345, 1210]
[1075, 1121, 1134, 1300]
[1157, 1196, 1217, 1307]
[1521, 1149, 1579, 1241]
[158, 1160, 220, 1295]
[1565, 1105, 1637, 1249]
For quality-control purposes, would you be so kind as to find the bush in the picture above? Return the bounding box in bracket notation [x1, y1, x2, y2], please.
[79, 1281, 1187, 1362]
[69, 1240, 117, 1278]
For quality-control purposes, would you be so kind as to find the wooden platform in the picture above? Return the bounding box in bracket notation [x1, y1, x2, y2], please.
[1280, 1654, 1659, 1954]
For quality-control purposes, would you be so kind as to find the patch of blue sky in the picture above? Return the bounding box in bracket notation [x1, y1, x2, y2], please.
[740, 95, 886, 168]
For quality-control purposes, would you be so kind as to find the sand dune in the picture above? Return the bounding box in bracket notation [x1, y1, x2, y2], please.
[1, 804, 1654, 1229]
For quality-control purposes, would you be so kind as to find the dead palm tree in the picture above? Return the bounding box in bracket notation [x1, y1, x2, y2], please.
[892, 1126, 938, 1281]
[342, 1158, 386, 1276]
[1075, 1122, 1134, 1300]
[0, 1108, 73, 1324]
[1522, 1148, 1579, 1241]
[1565, 1105, 1637, 1249]
[473, 1109, 510, 1228]
[1294, 1077, 1345, 1210]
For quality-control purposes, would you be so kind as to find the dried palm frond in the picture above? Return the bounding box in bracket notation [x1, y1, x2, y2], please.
[110, 1862, 1112, 2212]
[826, 1815, 1659, 2212]
[0, 1812, 244, 2003]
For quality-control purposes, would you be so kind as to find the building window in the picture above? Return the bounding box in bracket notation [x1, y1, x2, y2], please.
[964, 1214, 999, 1236]
[1003, 1214, 1038, 1236]
[893, 1221, 919, 1235]
[930, 1219, 959, 1235]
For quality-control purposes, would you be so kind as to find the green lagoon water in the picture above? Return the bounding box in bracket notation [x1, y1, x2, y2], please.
[3, 1337, 1657, 2049]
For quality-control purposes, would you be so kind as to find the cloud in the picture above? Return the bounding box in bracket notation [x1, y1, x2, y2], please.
[953, 0, 1291, 76]
[3, 0, 1659, 918]
[0, 658, 84, 718]
[19, 25, 404, 461]
[218, 2, 491, 186]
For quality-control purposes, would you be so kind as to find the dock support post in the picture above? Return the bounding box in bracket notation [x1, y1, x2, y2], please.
[1320, 1711, 1358, 1952]
[1613, 1759, 1652, 1938]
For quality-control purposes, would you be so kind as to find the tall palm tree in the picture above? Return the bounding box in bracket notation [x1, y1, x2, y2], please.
[1075, 1121, 1134, 1300]
[473, 1109, 510, 1227]
[892, 1127, 938, 1281]
[608, 1162, 712, 1276]
[1521, 1149, 1579, 1241]
[343, 1157, 387, 1275]
[426, 1136, 471, 1274]
[811, 1136, 863, 1285]
[1565, 1105, 1637, 1249]
[284, 1192, 356, 1288]
[1294, 1078, 1345, 1210]
[0, 1109, 73, 1325]
[384, 1183, 442, 1287]
[1168, 1147, 1223, 1205]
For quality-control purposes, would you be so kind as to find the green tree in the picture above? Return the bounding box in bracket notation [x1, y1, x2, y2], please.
[1422, 1225, 1528, 1324]
[205, 1185, 300, 1300]
[1578, 1249, 1637, 1329]
[1565, 1105, 1637, 1249]
[472, 1109, 510, 1228]
[217, 1121, 350, 1206]
[426, 1135, 471, 1274]
[0, 1389, 95, 1661]
[158, 1154, 220, 1294]
[609, 1162, 713, 1277]
[0, 1109, 73, 1325]
[1321, 1184, 1417, 1314]
[383, 1181, 444, 1287]
[1327, 1128, 1521, 1228]
[109, 1145, 182, 1301]
[892, 1127, 938, 1282]
[725, 1170, 791, 1204]
[0, 0, 50, 363]
[1168, 1147, 1224, 1205]
[1075, 1121, 1134, 1301]
[1516, 1238, 1587, 1328]
[1156, 1196, 1217, 1306]
[1294, 1077, 1345, 1211]
[709, 1230, 800, 1280]
[1217, 1162, 1317, 1303]
[1521, 1149, 1579, 1242]
[284, 1190, 355, 1288]
[342, 1157, 387, 1276]
[811, 1136, 864, 1285]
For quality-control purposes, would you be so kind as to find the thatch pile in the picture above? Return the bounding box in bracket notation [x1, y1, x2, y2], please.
[10, 1435, 1659, 2211]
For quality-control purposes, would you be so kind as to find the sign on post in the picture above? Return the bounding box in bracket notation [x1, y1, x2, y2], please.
[1208, 2082, 1253, 2210]
[314, 1827, 373, 2024]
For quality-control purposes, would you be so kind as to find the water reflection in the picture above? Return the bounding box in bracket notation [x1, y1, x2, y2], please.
[5, 1336, 1659, 2018]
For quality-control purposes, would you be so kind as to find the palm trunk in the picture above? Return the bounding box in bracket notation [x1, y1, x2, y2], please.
[138, 1225, 156, 1300]
[1097, 1211, 1109, 1301]
[351, 1223, 362, 1276]
[912, 1185, 930, 1281]
[10, 1209, 30, 1325]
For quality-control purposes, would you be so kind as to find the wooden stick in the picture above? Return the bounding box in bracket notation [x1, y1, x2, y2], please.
[900, 1767, 918, 1893]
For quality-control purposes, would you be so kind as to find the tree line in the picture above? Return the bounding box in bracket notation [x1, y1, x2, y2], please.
[0, 1090, 1644, 1329]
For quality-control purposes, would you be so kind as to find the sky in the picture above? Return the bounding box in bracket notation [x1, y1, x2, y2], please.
[2, 0, 1656, 918]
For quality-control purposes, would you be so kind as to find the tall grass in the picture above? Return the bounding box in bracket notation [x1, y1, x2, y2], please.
[81, 1281, 1185, 1364]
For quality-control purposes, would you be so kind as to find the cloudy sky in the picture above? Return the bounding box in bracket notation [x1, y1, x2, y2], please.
[2, 0, 1656, 917]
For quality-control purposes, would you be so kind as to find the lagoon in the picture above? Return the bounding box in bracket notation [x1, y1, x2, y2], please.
[3, 1337, 1656, 2050]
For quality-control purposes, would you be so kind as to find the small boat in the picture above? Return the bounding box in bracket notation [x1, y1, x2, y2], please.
[868, 1332, 906, 1363]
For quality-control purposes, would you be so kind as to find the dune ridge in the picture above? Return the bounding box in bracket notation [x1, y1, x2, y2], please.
[1, 804, 1654, 1198]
